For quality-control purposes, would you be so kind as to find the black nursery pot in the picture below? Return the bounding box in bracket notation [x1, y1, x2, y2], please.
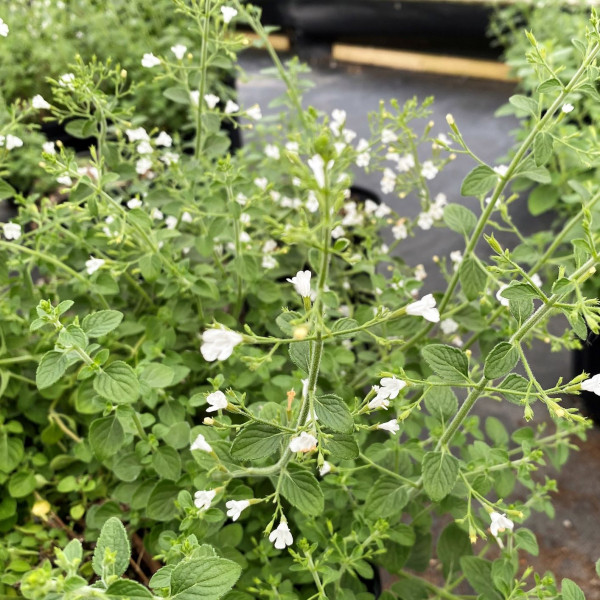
[573, 332, 600, 424]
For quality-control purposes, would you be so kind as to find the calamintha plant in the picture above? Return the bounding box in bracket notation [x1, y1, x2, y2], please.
[2, 2, 600, 599]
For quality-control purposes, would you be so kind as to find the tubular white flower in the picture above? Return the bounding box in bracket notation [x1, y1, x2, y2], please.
[289, 431, 317, 453]
[494, 164, 509, 177]
[392, 221, 407, 240]
[137, 140, 153, 155]
[85, 256, 104, 275]
[308, 154, 327, 188]
[269, 520, 293, 549]
[489, 512, 514, 538]
[368, 392, 390, 410]
[496, 284, 509, 307]
[136, 157, 153, 175]
[581, 374, 600, 396]
[421, 160, 438, 180]
[224, 100, 239, 114]
[59, 73, 75, 87]
[32, 94, 50, 110]
[378, 419, 400, 434]
[141, 53, 161, 68]
[194, 489, 216, 511]
[441, 318, 459, 335]
[562, 103, 574, 113]
[0, 18, 8, 37]
[376, 376, 407, 401]
[417, 211, 434, 230]
[406, 294, 440, 323]
[126, 127, 149, 142]
[42, 141, 56, 155]
[319, 461, 332, 476]
[221, 6, 238, 23]
[381, 128, 398, 144]
[190, 433, 213, 452]
[226, 499, 249, 521]
[265, 144, 280, 160]
[396, 153, 415, 172]
[287, 270, 312, 298]
[204, 94, 220, 109]
[306, 191, 319, 213]
[155, 131, 172, 147]
[57, 175, 73, 187]
[5, 135, 23, 150]
[190, 90, 200, 106]
[206, 390, 228, 412]
[201, 327, 243, 362]
[2, 222, 21, 240]
[246, 104, 262, 120]
[171, 44, 187, 60]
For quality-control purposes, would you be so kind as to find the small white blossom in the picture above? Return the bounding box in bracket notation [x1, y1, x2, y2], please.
[240, 212, 251, 225]
[355, 138, 370, 167]
[221, 6, 238, 23]
[417, 212, 434, 230]
[378, 419, 400, 434]
[190, 433, 213, 452]
[414, 264, 427, 281]
[126, 127, 149, 142]
[254, 177, 268, 191]
[204, 94, 220, 109]
[226, 499, 249, 521]
[42, 141, 56, 155]
[581, 374, 600, 396]
[375, 203, 392, 219]
[343, 128, 357, 143]
[181, 211, 193, 223]
[155, 131, 172, 147]
[194, 489, 216, 511]
[531, 273, 542, 288]
[0, 18, 8, 37]
[262, 255, 277, 269]
[4, 134, 22, 150]
[450, 250, 463, 269]
[141, 53, 161, 68]
[224, 100, 239, 114]
[368, 391, 389, 410]
[435, 133, 452, 147]
[562, 103, 574, 114]
[236, 193, 247, 205]
[165, 215, 178, 230]
[161, 152, 179, 166]
[206, 390, 228, 412]
[127, 198, 143, 209]
[137, 140, 154, 155]
[32, 94, 50, 110]
[308, 154, 327, 188]
[57, 174, 73, 187]
[306, 191, 319, 213]
[289, 431, 318, 453]
[494, 164, 509, 178]
[319, 461, 332, 476]
[392, 220, 408, 240]
[496, 284, 509, 307]
[330, 109, 346, 135]
[286, 141, 299, 153]
[421, 161, 438, 180]
[190, 90, 200, 106]
[246, 104, 262, 120]
[489, 512, 514, 539]
[59, 73, 75, 87]
[265, 144, 280, 160]
[287, 270, 312, 298]
[381, 128, 398, 144]
[364, 199, 378, 215]
[201, 327, 243, 362]
[171, 44, 187, 60]
[2, 222, 21, 240]
[85, 256, 105, 275]
[380, 168, 396, 194]
[375, 376, 406, 402]
[441, 318, 459, 335]
[151, 207, 164, 220]
[406, 294, 440, 323]
[396, 153, 415, 173]
[269, 520, 293, 549]
[331, 225, 345, 239]
[136, 157, 153, 175]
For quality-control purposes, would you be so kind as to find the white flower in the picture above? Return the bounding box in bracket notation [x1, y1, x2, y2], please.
[165, 215, 178, 230]
[562, 103, 574, 114]
[85, 256, 105, 275]
[450, 250, 463, 268]
[226, 499, 249, 521]
[331, 225, 345, 239]
[126, 127, 149, 142]
[452, 335, 464, 347]
[368, 391, 389, 410]
[378, 419, 400, 434]
[494, 164, 509, 178]
[190, 433, 213, 452]
[2, 222, 21, 240]
[287, 270, 312, 298]
[224, 100, 239, 114]
[435, 133, 452, 147]
[155, 131, 172, 147]
[289, 431, 318, 453]
[240, 212, 251, 225]
[269, 520, 293, 550]
[171, 44, 187, 60]
[421, 161, 438, 180]
[181, 211, 193, 223]
[204, 94, 220, 109]
[32, 94, 50, 110]
[201, 327, 243, 362]
[330, 109, 346, 135]
[496, 284, 509, 307]
[376, 376, 407, 401]
[319, 461, 332, 477]
[0, 18, 8, 37]
[417, 212, 434, 230]
[137, 140, 153, 155]
[286, 141, 299, 153]
[57, 174, 73, 187]
[59, 73, 75, 87]
[161, 152, 179, 165]
[392, 220, 407, 240]
[194, 489, 216, 511]
[489, 512, 514, 538]
[236, 193, 247, 205]
[136, 157, 153, 175]
[406, 294, 440, 323]
[531, 273, 542, 288]
[127, 198, 143, 209]
[221, 6, 238, 23]
[265, 144, 280, 160]
[355, 138, 370, 167]
[206, 390, 228, 412]
[306, 191, 319, 213]
[381, 129, 398, 144]
[396, 153, 415, 172]
[364, 199, 378, 215]
[151, 207, 164, 220]
[42, 141, 56, 155]
[4, 134, 22, 150]
[190, 91, 200, 106]
[581, 374, 600, 396]
[343, 128, 357, 143]
[141, 53, 161, 68]
[441, 318, 459, 335]
[246, 104, 262, 120]
[254, 177, 268, 191]
[380, 168, 396, 194]
[375, 203, 392, 219]
[308, 154, 326, 188]
[262, 255, 277, 269]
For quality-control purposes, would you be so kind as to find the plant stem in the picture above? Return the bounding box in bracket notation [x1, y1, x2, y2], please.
[194, 0, 211, 159]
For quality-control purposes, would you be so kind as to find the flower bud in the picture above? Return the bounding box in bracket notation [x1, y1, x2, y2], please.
[32, 500, 51, 518]
[203, 417, 214, 425]
[293, 325, 309, 340]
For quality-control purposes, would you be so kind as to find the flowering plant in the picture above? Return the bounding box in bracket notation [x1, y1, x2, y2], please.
[2, 2, 600, 599]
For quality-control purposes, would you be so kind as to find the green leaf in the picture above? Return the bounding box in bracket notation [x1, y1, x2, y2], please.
[170, 557, 241, 600]
[517, 165, 551, 184]
[163, 86, 191, 105]
[562, 580, 585, 600]
[331, 317, 359, 339]
[484, 343, 519, 379]
[537, 78, 562, 93]
[146, 481, 179, 522]
[421, 452, 459, 502]
[492, 558, 516, 595]
[365, 476, 409, 518]
[92, 517, 130, 578]
[533, 132, 554, 166]
[509, 94, 538, 116]
[509, 298, 534, 324]
[0, 178, 16, 200]
[459, 256, 487, 301]
[421, 345, 469, 382]
[322, 433, 359, 459]
[289, 341, 310, 373]
[139, 254, 161, 282]
[106, 580, 153, 599]
[36, 351, 68, 389]
[460, 556, 501, 600]
[424, 386, 458, 421]
[443, 204, 477, 236]
[231, 423, 287, 460]
[82, 310, 124, 337]
[112, 452, 143, 482]
[460, 165, 498, 197]
[437, 523, 472, 579]
[8, 470, 36, 498]
[140, 363, 175, 388]
[314, 394, 353, 433]
[279, 464, 324, 516]
[94, 361, 140, 404]
[514, 528, 538, 556]
[0, 431, 24, 473]
[152, 446, 182, 480]
[89, 415, 124, 461]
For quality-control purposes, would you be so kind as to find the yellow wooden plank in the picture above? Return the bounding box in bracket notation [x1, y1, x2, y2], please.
[332, 44, 517, 82]
[243, 32, 291, 52]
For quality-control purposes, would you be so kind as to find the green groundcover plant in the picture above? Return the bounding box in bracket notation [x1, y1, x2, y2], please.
[2, 1, 600, 599]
